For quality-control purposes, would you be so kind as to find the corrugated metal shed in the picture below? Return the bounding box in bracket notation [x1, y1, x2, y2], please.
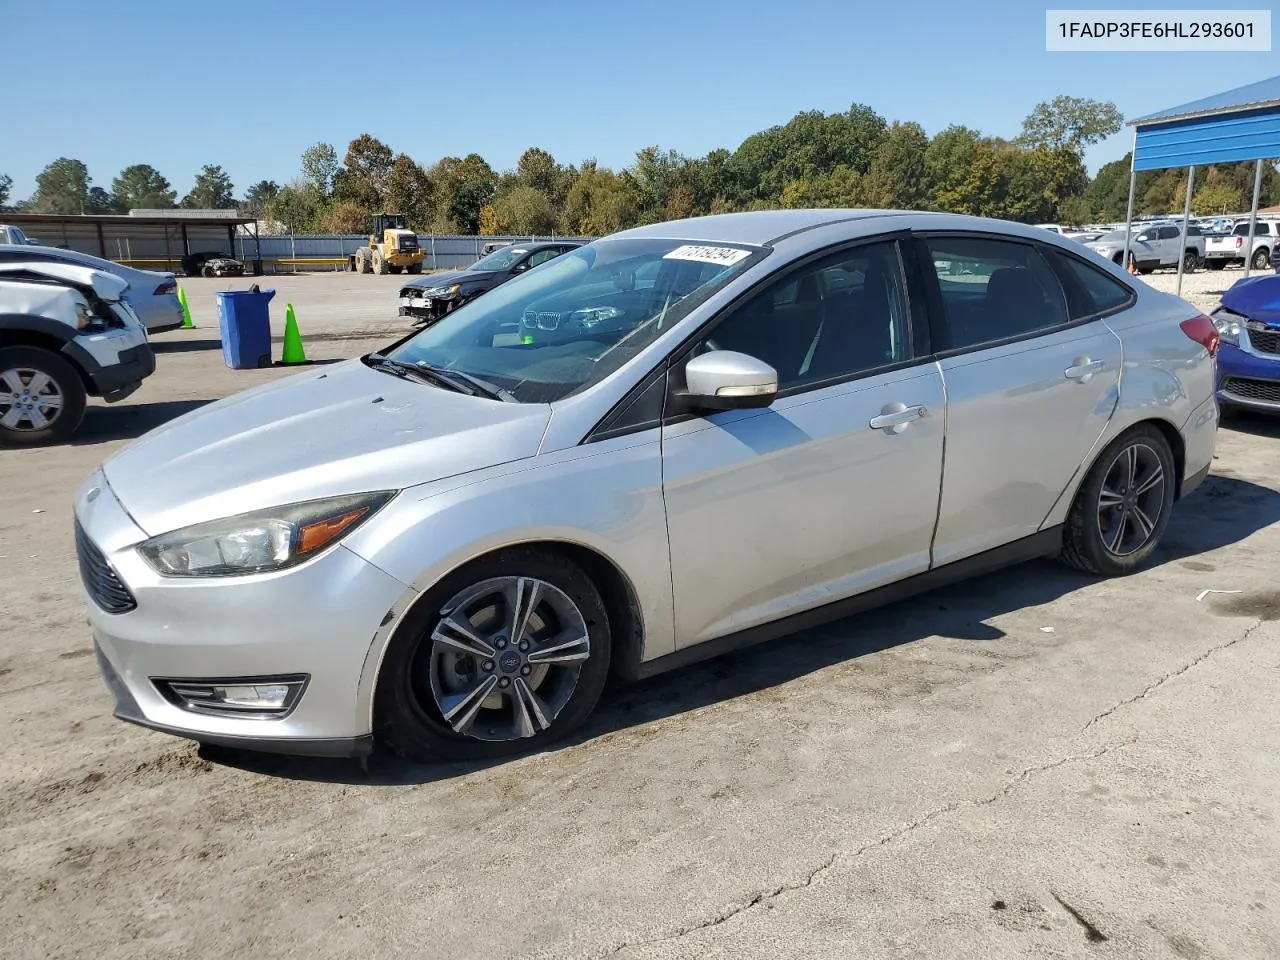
[1131, 74, 1280, 171]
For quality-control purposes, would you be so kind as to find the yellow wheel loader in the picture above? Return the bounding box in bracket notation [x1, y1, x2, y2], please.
[353, 214, 426, 275]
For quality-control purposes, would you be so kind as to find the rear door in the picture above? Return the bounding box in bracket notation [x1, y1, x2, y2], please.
[918, 233, 1123, 565]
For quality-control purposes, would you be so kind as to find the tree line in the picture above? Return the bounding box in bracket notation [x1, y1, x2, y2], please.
[3, 95, 1277, 233]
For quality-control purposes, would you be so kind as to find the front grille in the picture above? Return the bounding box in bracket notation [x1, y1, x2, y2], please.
[75, 522, 136, 614]
[522, 309, 561, 330]
[1222, 376, 1280, 405]
[1248, 328, 1280, 355]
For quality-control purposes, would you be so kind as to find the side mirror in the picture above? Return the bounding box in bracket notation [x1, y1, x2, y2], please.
[682, 350, 778, 411]
[512, 262, 529, 273]
[1136, 233, 1151, 242]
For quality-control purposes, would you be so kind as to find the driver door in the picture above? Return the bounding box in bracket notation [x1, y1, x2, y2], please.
[660, 238, 946, 647]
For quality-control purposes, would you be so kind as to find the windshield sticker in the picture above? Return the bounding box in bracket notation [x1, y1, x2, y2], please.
[662, 245, 751, 266]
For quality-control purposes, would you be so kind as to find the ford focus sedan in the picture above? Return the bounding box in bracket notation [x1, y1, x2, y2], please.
[76, 210, 1219, 762]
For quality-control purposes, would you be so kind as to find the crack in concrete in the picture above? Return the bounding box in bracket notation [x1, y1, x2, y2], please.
[591, 740, 1133, 959]
[1082, 618, 1265, 733]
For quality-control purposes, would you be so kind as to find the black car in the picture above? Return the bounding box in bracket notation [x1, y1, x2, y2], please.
[398, 241, 582, 327]
[181, 250, 243, 277]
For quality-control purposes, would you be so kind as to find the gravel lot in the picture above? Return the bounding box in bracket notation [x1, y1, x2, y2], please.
[3, 273, 1280, 959]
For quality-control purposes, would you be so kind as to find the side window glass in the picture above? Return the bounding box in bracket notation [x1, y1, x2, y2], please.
[1158, 226, 1179, 240]
[694, 240, 909, 391]
[1046, 251, 1133, 320]
[527, 249, 558, 268]
[926, 237, 1068, 349]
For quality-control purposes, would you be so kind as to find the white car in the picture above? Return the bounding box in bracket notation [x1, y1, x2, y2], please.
[0, 244, 184, 333]
[0, 261, 155, 444]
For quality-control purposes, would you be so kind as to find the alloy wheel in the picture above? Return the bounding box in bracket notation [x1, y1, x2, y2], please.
[1096, 441, 1166, 557]
[0, 367, 64, 432]
[418, 576, 591, 741]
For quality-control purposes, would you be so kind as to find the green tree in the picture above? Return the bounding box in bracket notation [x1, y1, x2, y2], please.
[1019, 96, 1123, 153]
[560, 163, 638, 235]
[110, 164, 176, 210]
[383, 154, 433, 228]
[1193, 179, 1244, 215]
[924, 126, 981, 211]
[242, 180, 281, 217]
[861, 121, 930, 209]
[182, 164, 235, 208]
[427, 154, 496, 233]
[1057, 194, 1093, 226]
[324, 201, 371, 234]
[1084, 155, 1132, 221]
[335, 135, 394, 209]
[269, 181, 320, 233]
[0, 173, 14, 209]
[86, 187, 121, 214]
[29, 157, 92, 213]
[491, 185, 557, 234]
[300, 142, 339, 196]
[665, 185, 695, 221]
[515, 147, 571, 206]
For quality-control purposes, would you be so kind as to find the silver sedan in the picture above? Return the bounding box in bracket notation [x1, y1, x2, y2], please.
[75, 210, 1219, 761]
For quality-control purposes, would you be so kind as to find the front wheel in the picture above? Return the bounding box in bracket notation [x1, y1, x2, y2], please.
[1182, 250, 1199, 272]
[375, 548, 612, 762]
[1059, 425, 1176, 576]
[0, 347, 88, 446]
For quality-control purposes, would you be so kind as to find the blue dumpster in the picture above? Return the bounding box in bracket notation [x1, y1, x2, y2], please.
[217, 287, 275, 369]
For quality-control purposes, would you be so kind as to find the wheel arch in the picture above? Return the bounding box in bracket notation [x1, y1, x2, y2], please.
[360, 536, 648, 731]
[0, 318, 96, 394]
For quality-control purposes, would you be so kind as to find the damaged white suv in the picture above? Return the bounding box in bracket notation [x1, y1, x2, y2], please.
[0, 261, 155, 444]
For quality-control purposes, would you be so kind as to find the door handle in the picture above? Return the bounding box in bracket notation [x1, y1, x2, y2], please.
[1064, 358, 1105, 382]
[869, 404, 927, 431]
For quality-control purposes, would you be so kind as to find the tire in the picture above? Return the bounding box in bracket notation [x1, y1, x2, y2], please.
[1252, 247, 1271, 271]
[0, 347, 88, 446]
[201, 266, 214, 278]
[406, 263, 422, 275]
[1182, 250, 1199, 273]
[1138, 265, 1154, 275]
[354, 250, 368, 274]
[375, 547, 612, 762]
[1207, 260, 1225, 271]
[1059, 424, 1176, 577]
[373, 253, 388, 276]
[388, 265, 403, 275]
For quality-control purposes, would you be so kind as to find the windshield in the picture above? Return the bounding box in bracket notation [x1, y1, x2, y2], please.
[468, 246, 526, 271]
[385, 238, 762, 403]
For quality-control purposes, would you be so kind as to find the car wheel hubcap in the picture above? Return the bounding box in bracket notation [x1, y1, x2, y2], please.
[1097, 442, 1165, 557]
[0, 367, 63, 431]
[419, 576, 590, 741]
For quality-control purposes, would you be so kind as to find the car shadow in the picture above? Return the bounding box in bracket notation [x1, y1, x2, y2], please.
[73, 399, 214, 444]
[1221, 410, 1280, 439]
[201, 473, 1280, 786]
[150, 338, 223, 354]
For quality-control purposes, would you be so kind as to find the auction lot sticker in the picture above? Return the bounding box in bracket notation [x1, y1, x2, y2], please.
[1046, 9, 1271, 51]
[663, 245, 752, 266]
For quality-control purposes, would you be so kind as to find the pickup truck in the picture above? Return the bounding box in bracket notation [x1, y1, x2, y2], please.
[1085, 223, 1205, 273]
[1204, 220, 1276, 271]
[0, 224, 40, 246]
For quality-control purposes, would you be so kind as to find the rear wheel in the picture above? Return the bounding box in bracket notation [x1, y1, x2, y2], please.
[0, 347, 87, 446]
[1059, 424, 1176, 576]
[1252, 247, 1271, 271]
[406, 262, 422, 274]
[375, 548, 612, 762]
[373, 252, 388, 275]
[201, 265, 214, 278]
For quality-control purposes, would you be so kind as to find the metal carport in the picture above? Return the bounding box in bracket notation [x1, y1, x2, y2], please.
[1125, 73, 1280, 294]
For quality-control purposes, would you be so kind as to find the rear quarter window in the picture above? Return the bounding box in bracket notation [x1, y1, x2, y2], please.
[1046, 250, 1134, 320]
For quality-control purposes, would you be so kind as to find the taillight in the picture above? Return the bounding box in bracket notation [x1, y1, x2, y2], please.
[154, 280, 176, 296]
[1235, 237, 1244, 249]
[1180, 315, 1220, 357]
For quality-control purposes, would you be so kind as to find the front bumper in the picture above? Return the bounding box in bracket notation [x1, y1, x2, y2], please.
[1215, 340, 1280, 413]
[398, 295, 456, 323]
[76, 474, 415, 754]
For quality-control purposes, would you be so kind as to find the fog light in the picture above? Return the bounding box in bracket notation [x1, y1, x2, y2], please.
[154, 675, 307, 718]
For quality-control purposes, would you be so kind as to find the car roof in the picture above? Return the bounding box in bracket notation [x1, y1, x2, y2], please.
[608, 209, 911, 246]
[0, 259, 118, 289]
[0, 243, 171, 277]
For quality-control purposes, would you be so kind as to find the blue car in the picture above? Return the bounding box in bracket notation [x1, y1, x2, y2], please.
[1213, 269, 1280, 413]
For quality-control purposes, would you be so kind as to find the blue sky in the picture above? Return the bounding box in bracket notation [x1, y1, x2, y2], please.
[3, 0, 1276, 201]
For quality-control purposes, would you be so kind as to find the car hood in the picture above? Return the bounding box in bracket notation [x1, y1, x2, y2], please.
[1221, 274, 1280, 326]
[102, 359, 551, 535]
[402, 269, 494, 290]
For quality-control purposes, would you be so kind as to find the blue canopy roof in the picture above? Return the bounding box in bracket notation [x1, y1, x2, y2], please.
[1130, 74, 1280, 171]
[1132, 74, 1280, 126]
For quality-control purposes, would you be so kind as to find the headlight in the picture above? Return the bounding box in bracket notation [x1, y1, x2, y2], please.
[424, 283, 462, 298]
[1211, 310, 1240, 346]
[569, 306, 622, 328]
[138, 492, 395, 577]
